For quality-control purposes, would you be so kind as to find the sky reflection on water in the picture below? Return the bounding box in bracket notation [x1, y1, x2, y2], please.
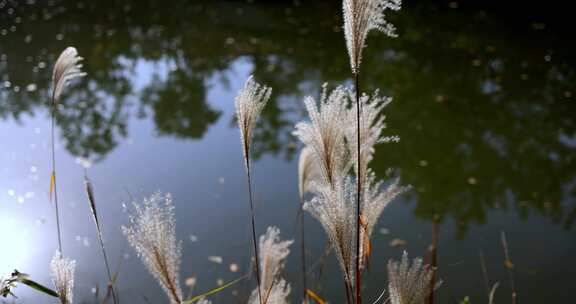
[1, 0, 576, 303]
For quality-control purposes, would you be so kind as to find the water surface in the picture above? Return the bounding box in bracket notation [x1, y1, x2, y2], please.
[1, 1, 575, 303]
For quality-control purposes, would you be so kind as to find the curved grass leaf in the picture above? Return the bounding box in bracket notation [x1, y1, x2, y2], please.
[20, 278, 59, 297]
[182, 274, 247, 304]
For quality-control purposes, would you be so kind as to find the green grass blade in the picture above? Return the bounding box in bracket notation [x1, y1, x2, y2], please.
[20, 278, 59, 297]
[183, 274, 247, 304]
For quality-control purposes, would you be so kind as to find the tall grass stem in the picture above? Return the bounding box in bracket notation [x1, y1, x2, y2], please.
[51, 107, 63, 255]
[84, 173, 118, 304]
[354, 72, 362, 304]
[245, 159, 263, 304]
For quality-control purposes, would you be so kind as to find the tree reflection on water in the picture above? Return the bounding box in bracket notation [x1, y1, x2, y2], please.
[0, 0, 574, 235]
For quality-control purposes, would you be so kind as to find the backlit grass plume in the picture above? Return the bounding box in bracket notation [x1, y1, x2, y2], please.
[293, 85, 350, 189]
[343, 1, 401, 302]
[235, 75, 272, 171]
[359, 170, 407, 268]
[249, 227, 293, 304]
[51, 47, 86, 103]
[234, 75, 272, 304]
[49, 46, 86, 254]
[50, 251, 75, 304]
[343, 0, 401, 74]
[296, 146, 318, 302]
[303, 177, 357, 302]
[387, 252, 434, 304]
[344, 91, 397, 184]
[298, 146, 318, 201]
[122, 192, 183, 304]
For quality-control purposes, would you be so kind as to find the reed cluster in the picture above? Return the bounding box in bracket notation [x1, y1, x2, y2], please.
[3, 2, 472, 303]
[122, 192, 184, 304]
[294, 84, 407, 303]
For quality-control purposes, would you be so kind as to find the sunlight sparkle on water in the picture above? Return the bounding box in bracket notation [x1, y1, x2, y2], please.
[0, 217, 32, 276]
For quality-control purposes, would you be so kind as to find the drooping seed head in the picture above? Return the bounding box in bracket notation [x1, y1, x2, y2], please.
[293, 84, 351, 189]
[235, 75, 272, 171]
[343, 0, 401, 74]
[249, 227, 293, 304]
[51, 47, 86, 103]
[122, 192, 183, 304]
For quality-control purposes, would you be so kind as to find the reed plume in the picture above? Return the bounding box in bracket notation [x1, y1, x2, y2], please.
[387, 252, 434, 304]
[298, 146, 318, 201]
[84, 173, 117, 304]
[50, 251, 76, 304]
[303, 177, 357, 303]
[248, 227, 293, 304]
[297, 146, 318, 303]
[343, 0, 401, 74]
[234, 75, 272, 304]
[235, 75, 272, 171]
[294, 85, 406, 303]
[49, 46, 86, 254]
[359, 170, 407, 268]
[343, 1, 401, 301]
[293, 85, 350, 189]
[122, 192, 183, 304]
[344, 91, 398, 184]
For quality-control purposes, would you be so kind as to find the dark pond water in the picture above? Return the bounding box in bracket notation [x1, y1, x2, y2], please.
[1, 0, 575, 303]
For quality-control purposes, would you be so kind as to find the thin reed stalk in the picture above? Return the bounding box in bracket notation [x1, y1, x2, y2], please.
[500, 231, 517, 304]
[298, 201, 308, 303]
[234, 76, 271, 304]
[50, 108, 63, 254]
[84, 173, 118, 304]
[245, 161, 263, 304]
[354, 72, 362, 304]
[49, 46, 86, 254]
[343, 1, 402, 302]
[426, 219, 439, 304]
[479, 250, 490, 301]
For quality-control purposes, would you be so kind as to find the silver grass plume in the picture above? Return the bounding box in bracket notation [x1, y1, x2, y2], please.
[51, 47, 86, 103]
[122, 192, 183, 304]
[303, 177, 357, 291]
[234, 75, 271, 304]
[297, 146, 318, 303]
[359, 170, 407, 269]
[343, 0, 401, 74]
[235, 75, 272, 170]
[387, 252, 434, 304]
[345, 90, 398, 185]
[50, 251, 75, 304]
[249, 227, 293, 304]
[50, 47, 85, 255]
[293, 84, 351, 189]
[298, 146, 319, 201]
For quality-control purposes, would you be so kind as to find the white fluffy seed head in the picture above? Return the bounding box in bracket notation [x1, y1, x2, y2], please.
[359, 170, 408, 268]
[345, 90, 398, 186]
[387, 251, 434, 304]
[343, 0, 402, 74]
[304, 177, 358, 290]
[122, 192, 183, 304]
[293, 85, 351, 189]
[249, 226, 293, 304]
[235, 75, 272, 171]
[51, 47, 86, 103]
[298, 146, 319, 201]
[50, 251, 75, 304]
